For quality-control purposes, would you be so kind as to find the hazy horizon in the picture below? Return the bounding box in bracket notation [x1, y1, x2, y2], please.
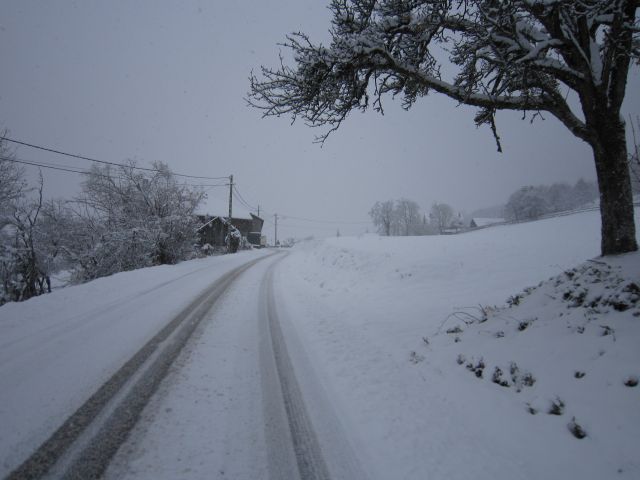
[2, 1, 638, 241]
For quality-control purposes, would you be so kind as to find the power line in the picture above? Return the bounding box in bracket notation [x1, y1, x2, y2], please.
[3, 155, 91, 172]
[0, 155, 229, 188]
[272, 222, 351, 231]
[0, 136, 230, 181]
[279, 214, 370, 225]
[262, 216, 367, 232]
[232, 187, 261, 215]
[262, 209, 370, 225]
[232, 193, 255, 212]
[1, 155, 95, 176]
[2, 138, 372, 228]
[245, 193, 368, 225]
[232, 185, 258, 211]
[211, 180, 372, 226]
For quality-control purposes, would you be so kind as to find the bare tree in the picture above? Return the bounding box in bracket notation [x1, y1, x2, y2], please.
[369, 200, 397, 235]
[430, 202, 454, 234]
[395, 198, 421, 235]
[0, 135, 50, 303]
[1, 175, 53, 303]
[249, 0, 639, 255]
[547, 182, 574, 212]
[505, 186, 549, 221]
[0, 132, 26, 225]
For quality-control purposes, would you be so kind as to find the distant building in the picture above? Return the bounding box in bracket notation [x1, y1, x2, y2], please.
[196, 212, 264, 249]
[470, 217, 505, 229]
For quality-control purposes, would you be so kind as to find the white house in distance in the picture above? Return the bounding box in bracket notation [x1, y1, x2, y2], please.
[469, 217, 505, 229]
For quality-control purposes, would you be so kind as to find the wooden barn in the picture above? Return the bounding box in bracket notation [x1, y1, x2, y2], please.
[196, 212, 264, 249]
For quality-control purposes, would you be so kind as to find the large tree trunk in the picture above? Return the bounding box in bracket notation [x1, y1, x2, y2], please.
[591, 117, 637, 256]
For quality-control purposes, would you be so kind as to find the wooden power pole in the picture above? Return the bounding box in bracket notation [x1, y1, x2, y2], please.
[223, 174, 233, 248]
[228, 174, 234, 219]
[274, 213, 278, 246]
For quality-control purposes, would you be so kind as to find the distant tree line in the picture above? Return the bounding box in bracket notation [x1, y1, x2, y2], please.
[369, 199, 462, 236]
[370, 178, 603, 239]
[505, 179, 599, 222]
[0, 136, 205, 305]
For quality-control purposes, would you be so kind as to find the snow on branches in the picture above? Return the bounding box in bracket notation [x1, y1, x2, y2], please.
[249, 0, 639, 255]
[71, 161, 206, 281]
[249, 0, 638, 146]
[0, 155, 207, 303]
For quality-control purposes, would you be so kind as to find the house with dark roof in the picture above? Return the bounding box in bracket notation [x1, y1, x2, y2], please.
[196, 212, 264, 249]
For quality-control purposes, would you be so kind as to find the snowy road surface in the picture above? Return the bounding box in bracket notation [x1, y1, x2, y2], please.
[0, 250, 273, 477]
[104, 252, 368, 480]
[1, 250, 368, 480]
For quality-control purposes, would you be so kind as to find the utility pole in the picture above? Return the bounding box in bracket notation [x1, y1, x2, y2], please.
[257, 205, 260, 217]
[223, 174, 233, 249]
[274, 213, 278, 246]
[228, 174, 234, 220]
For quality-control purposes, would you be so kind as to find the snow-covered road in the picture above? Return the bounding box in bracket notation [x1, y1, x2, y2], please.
[2, 250, 368, 480]
[103, 252, 368, 480]
[103, 253, 284, 479]
[1, 251, 274, 477]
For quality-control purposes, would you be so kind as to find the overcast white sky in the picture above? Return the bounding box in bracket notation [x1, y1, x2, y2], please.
[1, 1, 638, 241]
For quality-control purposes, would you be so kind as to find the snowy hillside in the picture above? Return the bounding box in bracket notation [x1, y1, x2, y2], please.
[1, 208, 637, 480]
[276, 209, 640, 480]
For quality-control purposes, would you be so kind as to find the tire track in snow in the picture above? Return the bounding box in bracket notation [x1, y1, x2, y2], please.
[5, 254, 273, 480]
[260, 255, 331, 480]
[261, 256, 370, 480]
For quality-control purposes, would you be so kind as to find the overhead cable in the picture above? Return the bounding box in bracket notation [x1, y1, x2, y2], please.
[1, 136, 230, 181]
[0, 155, 228, 188]
[278, 214, 370, 225]
[232, 186, 259, 212]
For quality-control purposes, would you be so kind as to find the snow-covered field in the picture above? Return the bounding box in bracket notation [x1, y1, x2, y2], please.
[1, 209, 638, 479]
[275, 208, 640, 480]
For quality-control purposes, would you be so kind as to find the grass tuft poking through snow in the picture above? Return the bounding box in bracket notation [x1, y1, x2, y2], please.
[568, 417, 588, 439]
[548, 397, 566, 416]
[447, 250, 639, 448]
